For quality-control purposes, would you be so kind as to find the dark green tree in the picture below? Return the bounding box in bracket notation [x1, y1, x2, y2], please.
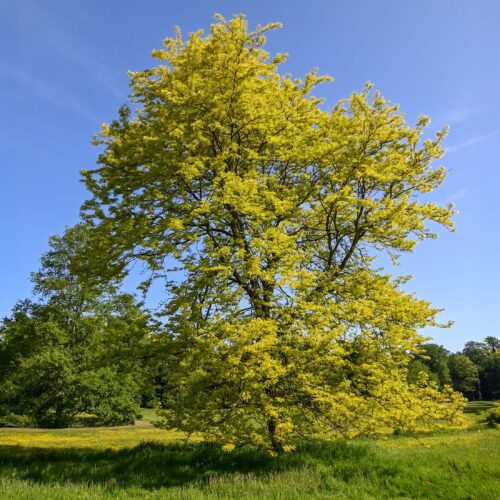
[0, 224, 152, 427]
[418, 344, 451, 387]
[407, 359, 438, 385]
[463, 341, 490, 366]
[481, 352, 500, 400]
[448, 354, 480, 400]
[462, 337, 500, 401]
[484, 336, 499, 353]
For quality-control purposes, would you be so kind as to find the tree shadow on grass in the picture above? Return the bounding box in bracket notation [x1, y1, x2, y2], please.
[0, 439, 385, 490]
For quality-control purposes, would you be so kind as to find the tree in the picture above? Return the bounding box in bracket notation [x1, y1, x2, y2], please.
[463, 341, 490, 366]
[448, 354, 480, 400]
[462, 336, 500, 400]
[82, 15, 465, 451]
[418, 344, 451, 387]
[484, 336, 500, 353]
[407, 359, 437, 385]
[0, 225, 151, 427]
[481, 351, 500, 400]
[0, 301, 77, 427]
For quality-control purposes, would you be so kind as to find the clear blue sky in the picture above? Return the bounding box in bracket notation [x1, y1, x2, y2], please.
[1, 0, 499, 351]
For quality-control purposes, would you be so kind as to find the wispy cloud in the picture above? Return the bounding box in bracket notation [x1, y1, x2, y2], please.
[446, 129, 500, 153]
[446, 189, 466, 205]
[433, 105, 479, 126]
[0, 64, 99, 122]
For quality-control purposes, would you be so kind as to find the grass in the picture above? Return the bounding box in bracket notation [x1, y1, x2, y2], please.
[0, 408, 498, 499]
[464, 400, 497, 414]
[138, 407, 163, 424]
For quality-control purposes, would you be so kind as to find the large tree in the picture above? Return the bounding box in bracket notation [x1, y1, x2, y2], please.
[463, 337, 500, 400]
[82, 15, 465, 451]
[0, 225, 151, 427]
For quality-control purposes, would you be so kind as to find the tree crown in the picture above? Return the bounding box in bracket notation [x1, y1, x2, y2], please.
[80, 15, 463, 452]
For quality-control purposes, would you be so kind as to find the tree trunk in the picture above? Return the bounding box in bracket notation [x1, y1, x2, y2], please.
[267, 417, 282, 453]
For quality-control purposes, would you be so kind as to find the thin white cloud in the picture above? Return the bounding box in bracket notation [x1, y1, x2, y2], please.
[446, 129, 500, 153]
[446, 189, 466, 206]
[433, 105, 479, 126]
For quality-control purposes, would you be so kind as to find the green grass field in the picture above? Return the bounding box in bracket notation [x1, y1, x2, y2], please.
[0, 407, 498, 499]
[464, 400, 497, 414]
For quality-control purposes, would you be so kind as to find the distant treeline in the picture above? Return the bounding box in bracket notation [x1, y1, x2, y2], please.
[408, 338, 499, 401]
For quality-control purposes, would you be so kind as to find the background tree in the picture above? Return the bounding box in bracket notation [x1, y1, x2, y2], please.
[82, 15, 465, 451]
[484, 336, 499, 353]
[462, 336, 500, 400]
[463, 340, 490, 366]
[407, 359, 436, 385]
[0, 301, 76, 426]
[479, 349, 500, 400]
[417, 344, 451, 387]
[448, 354, 480, 400]
[0, 225, 152, 427]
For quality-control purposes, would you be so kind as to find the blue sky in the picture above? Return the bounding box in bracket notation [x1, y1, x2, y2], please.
[1, 0, 499, 351]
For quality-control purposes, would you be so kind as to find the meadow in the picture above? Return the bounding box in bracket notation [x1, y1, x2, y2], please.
[0, 404, 498, 499]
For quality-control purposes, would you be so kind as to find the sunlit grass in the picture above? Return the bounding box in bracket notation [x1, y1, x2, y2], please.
[0, 408, 498, 499]
[0, 425, 186, 450]
[465, 400, 497, 414]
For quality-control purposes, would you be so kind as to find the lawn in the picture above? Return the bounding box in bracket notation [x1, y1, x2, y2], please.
[0, 409, 498, 499]
[464, 400, 497, 414]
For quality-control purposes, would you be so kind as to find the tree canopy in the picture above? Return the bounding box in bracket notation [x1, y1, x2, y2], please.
[0, 224, 151, 427]
[407, 337, 500, 401]
[79, 15, 465, 451]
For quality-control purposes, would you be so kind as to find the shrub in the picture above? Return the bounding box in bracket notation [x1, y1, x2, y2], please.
[76, 368, 141, 426]
[482, 404, 500, 428]
[0, 413, 32, 428]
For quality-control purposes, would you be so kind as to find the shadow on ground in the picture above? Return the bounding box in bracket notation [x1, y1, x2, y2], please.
[0, 439, 380, 490]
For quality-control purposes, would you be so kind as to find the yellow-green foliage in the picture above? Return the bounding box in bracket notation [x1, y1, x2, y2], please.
[83, 15, 465, 452]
